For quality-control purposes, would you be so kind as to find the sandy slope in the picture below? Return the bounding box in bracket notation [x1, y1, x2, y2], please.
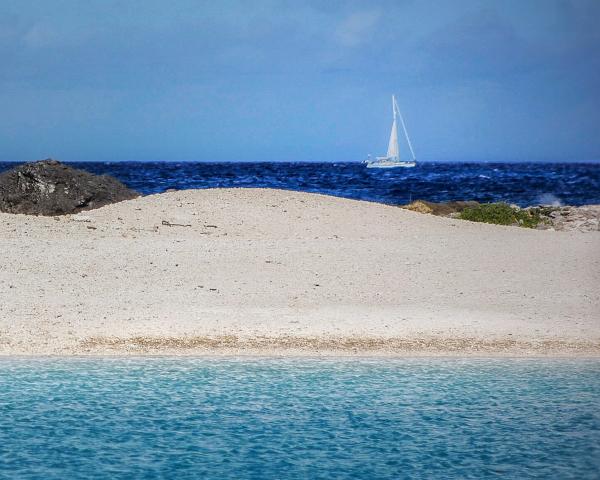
[1, 188, 599, 356]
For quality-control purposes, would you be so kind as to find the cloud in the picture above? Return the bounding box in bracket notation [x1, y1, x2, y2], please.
[0, 11, 24, 44]
[23, 23, 59, 48]
[21, 20, 102, 50]
[334, 10, 381, 47]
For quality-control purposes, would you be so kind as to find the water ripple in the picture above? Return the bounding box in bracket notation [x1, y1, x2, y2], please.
[0, 358, 599, 479]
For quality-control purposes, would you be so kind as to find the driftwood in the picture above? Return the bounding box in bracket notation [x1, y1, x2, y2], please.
[161, 220, 192, 227]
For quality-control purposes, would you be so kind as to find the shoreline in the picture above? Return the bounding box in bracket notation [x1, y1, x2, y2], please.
[44, 337, 600, 358]
[2, 335, 599, 358]
[3, 350, 600, 359]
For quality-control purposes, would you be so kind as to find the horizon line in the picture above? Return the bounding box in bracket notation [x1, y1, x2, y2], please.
[1, 159, 599, 164]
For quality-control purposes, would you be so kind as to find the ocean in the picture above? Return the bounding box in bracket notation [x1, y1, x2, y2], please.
[1, 161, 599, 206]
[1, 358, 599, 479]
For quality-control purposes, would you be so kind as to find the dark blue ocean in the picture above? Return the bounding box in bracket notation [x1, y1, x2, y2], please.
[1, 161, 599, 206]
[1, 358, 599, 479]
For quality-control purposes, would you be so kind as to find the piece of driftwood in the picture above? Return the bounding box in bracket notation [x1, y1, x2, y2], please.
[161, 220, 192, 227]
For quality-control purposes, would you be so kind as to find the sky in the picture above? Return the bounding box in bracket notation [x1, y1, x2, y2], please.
[0, 0, 599, 162]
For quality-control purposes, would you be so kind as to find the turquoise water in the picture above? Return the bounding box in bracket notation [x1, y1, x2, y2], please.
[1, 359, 599, 479]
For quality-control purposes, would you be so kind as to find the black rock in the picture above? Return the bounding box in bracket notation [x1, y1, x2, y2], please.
[0, 159, 140, 216]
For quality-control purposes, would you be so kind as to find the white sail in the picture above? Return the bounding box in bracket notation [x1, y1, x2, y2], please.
[386, 116, 399, 160]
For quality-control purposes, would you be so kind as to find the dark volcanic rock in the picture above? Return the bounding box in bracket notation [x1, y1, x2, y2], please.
[0, 159, 139, 215]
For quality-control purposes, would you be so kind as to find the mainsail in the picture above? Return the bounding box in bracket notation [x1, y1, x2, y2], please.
[386, 109, 399, 160]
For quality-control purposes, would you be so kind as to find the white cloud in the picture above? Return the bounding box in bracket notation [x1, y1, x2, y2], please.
[22, 20, 100, 49]
[334, 10, 381, 47]
[23, 23, 59, 48]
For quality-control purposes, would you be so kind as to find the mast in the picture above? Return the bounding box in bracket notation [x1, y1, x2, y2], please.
[394, 96, 416, 162]
[386, 95, 400, 160]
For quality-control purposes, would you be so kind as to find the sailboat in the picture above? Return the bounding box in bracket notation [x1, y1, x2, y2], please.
[365, 95, 416, 168]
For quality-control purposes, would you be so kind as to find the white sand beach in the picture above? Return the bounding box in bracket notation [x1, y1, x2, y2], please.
[1, 188, 599, 356]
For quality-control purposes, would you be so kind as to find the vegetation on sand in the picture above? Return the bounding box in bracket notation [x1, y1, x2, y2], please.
[458, 203, 546, 228]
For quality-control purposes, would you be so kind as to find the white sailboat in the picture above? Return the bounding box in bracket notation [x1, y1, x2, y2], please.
[365, 95, 416, 168]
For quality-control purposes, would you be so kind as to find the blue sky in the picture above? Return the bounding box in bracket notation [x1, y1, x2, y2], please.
[0, 0, 599, 162]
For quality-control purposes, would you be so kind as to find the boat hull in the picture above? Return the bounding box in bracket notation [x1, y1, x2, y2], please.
[366, 161, 416, 169]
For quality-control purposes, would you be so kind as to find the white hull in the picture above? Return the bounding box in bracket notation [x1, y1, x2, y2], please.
[366, 160, 416, 169]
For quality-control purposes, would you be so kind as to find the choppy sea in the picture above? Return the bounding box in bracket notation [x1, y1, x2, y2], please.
[1, 161, 599, 206]
[1, 358, 599, 479]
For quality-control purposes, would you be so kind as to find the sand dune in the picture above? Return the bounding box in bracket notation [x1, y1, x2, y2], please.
[1, 188, 599, 356]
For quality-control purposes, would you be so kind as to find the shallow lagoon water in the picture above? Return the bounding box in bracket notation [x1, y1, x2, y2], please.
[1, 358, 599, 479]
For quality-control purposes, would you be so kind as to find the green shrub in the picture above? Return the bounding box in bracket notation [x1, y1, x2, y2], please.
[458, 203, 544, 228]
